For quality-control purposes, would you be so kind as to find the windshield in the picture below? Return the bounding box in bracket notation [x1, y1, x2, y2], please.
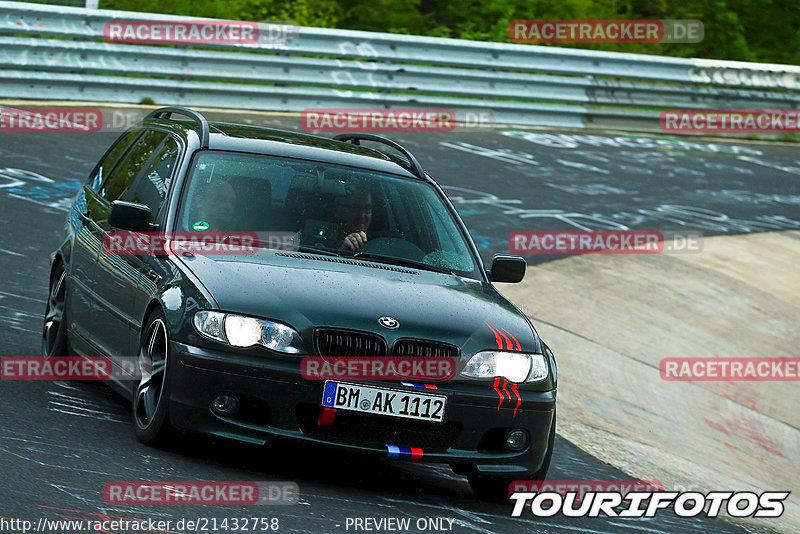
[176, 151, 479, 277]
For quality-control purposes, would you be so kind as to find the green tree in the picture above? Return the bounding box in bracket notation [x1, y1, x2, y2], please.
[100, 0, 800, 64]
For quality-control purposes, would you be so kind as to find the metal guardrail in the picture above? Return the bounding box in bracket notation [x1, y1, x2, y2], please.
[2, 1, 800, 132]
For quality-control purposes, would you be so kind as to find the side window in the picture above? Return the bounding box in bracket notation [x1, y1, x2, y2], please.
[89, 130, 140, 191]
[100, 130, 168, 202]
[422, 197, 475, 272]
[121, 136, 180, 222]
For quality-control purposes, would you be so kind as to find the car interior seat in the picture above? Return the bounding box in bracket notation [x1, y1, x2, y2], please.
[229, 175, 273, 231]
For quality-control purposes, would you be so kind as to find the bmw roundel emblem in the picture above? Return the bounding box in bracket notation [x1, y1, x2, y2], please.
[378, 316, 399, 329]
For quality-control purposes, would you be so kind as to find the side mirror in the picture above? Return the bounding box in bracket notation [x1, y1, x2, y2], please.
[108, 200, 152, 231]
[489, 255, 526, 283]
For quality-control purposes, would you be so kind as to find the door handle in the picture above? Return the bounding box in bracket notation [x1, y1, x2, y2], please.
[145, 270, 162, 283]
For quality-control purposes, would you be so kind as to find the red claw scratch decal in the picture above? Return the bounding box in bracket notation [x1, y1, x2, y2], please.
[498, 329, 513, 350]
[485, 322, 503, 349]
[495, 378, 516, 412]
[502, 379, 512, 403]
[485, 322, 522, 352]
[501, 328, 522, 351]
[511, 383, 521, 416]
[494, 377, 504, 409]
[485, 323, 526, 416]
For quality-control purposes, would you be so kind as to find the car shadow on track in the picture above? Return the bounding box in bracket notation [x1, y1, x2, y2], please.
[71, 380, 754, 534]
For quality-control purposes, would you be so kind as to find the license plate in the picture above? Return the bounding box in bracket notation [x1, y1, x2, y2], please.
[321, 381, 447, 423]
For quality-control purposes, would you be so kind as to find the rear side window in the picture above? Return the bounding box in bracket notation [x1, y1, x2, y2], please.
[89, 130, 140, 191]
[100, 130, 168, 202]
[121, 136, 180, 222]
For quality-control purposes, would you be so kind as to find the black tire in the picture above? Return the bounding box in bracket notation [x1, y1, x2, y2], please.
[42, 263, 69, 358]
[133, 308, 176, 445]
[468, 409, 556, 501]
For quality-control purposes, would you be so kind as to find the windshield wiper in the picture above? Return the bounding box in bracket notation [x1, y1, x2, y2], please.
[352, 252, 455, 275]
[296, 246, 342, 257]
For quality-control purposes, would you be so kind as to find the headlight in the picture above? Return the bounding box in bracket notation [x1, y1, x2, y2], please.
[193, 311, 306, 354]
[193, 311, 226, 343]
[224, 315, 264, 347]
[462, 351, 548, 383]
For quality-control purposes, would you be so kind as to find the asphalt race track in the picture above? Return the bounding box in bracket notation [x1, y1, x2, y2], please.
[2, 109, 800, 534]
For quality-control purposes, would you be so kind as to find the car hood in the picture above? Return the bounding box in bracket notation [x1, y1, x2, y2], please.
[180, 251, 541, 354]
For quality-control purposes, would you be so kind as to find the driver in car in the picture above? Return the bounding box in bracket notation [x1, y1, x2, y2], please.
[333, 190, 373, 251]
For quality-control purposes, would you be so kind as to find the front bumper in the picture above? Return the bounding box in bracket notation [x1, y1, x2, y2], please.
[169, 341, 556, 477]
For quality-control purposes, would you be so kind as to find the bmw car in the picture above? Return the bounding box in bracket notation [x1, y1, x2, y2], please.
[43, 107, 557, 498]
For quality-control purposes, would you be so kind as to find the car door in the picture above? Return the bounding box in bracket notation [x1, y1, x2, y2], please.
[119, 133, 183, 357]
[90, 130, 174, 357]
[67, 130, 142, 345]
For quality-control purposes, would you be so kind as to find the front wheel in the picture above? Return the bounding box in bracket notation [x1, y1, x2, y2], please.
[42, 263, 69, 358]
[133, 309, 176, 445]
[468, 409, 556, 501]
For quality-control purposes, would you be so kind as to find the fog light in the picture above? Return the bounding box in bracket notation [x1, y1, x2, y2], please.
[211, 393, 240, 416]
[505, 429, 528, 451]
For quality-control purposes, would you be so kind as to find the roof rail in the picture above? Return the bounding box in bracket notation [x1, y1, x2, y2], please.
[333, 133, 425, 179]
[145, 107, 210, 148]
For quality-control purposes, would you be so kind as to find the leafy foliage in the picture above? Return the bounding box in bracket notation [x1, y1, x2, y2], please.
[101, 0, 800, 63]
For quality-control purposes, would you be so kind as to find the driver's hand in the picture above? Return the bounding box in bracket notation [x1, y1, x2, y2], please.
[343, 231, 368, 251]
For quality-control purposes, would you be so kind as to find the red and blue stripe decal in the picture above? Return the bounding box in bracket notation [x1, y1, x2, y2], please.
[400, 382, 438, 389]
[386, 444, 423, 461]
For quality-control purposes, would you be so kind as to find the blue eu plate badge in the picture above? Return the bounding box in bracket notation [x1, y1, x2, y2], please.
[322, 381, 338, 407]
